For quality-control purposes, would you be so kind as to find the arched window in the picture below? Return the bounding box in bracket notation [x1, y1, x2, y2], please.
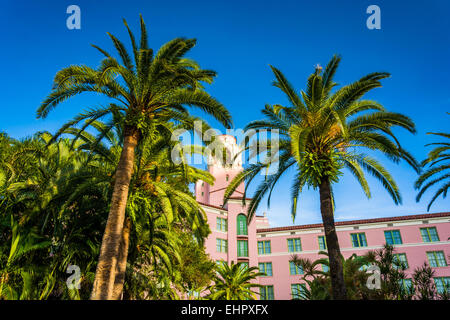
[237, 214, 247, 235]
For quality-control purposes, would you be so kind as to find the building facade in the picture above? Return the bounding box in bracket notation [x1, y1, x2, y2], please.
[195, 135, 450, 300]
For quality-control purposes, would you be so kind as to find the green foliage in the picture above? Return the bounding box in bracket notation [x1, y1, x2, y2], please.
[291, 245, 449, 300]
[415, 113, 450, 210]
[206, 261, 264, 300]
[224, 55, 418, 222]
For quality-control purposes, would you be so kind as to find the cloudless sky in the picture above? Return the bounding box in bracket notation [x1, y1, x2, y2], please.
[1, 0, 449, 227]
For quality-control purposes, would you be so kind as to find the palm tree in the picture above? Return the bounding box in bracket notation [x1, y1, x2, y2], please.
[415, 114, 450, 210]
[37, 16, 232, 299]
[206, 261, 263, 300]
[62, 115, 216, 299]
[224, 55, 418, 299]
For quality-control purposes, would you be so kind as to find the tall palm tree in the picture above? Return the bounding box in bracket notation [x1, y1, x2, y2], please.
[415, 114, 450, 210]
[206, 261, 263, 300]
[224, 55, 419, 299]
[62, 115, 216, 299]
[37, 16, 232, 299]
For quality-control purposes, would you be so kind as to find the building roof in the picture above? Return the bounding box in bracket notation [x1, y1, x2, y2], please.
[198, 202, 226, 211]
[256, 212, 450, 233]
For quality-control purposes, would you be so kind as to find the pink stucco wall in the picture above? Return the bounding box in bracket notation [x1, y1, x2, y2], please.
[198, 135, 450, 300]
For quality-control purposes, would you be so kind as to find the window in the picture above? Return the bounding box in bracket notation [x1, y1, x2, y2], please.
[393, 253, 409, 269]
[351, 233, 368, 247]
[258, 240, 271, 255]
[291, 284, 306, 299]
[398, 279, 413, 292]
[287, 238, 302, 252]
[318, 236, 327, 250]
[322, 264, 329, 272]
[259, 262, 273, 276]
[259, 285, 274, 300]
[216, 239, 227, 253]
[226, 174, 229, 182]
[384, 230, 403, 245]
[237, 214, 248, 235]
[201, 191, 204, 196]
[289, 261, 304, 275]
[427, 251, 447, 267]
[420, 227, 439, 242]
[434, 277, 450, 294]
[237, 240, 248, 257]
[239, 262, 249, 271]
[216, 217, 227, 232]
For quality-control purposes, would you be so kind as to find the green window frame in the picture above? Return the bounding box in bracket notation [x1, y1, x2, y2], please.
[259, 285, 274, 300]
[420, 227, 439, 242]
[287, 238, 302, 252]
[237, 214, 248, 235]
[427, 251, 447, 267]
[398, 279, 413, 292]
[393, 253, 409, 269]
[258, 240, 271, 255]
[237, 240, 248, 257]
[434, 277, 450, 294]
[291, 283, 306, 299]
[258, 262, 273, 276]
[239, 262, 249, 271]
[216, 238, 227, 253]
[216, 217, 227, 232]
[384, 230, 403, 245]
[351, 233, 368, 247]
[289, 261, 304, 275]
[318, 236, 327, 250]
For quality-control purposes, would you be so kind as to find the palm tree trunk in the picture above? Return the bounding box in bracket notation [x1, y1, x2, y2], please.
[91, 127, 139, 300]
[111, 217, 131, 300]
[319, 178, 347, 300]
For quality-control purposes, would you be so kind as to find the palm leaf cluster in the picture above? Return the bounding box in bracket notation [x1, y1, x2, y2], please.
[225, 55, 419, 222]
[415, 116, 450, 210]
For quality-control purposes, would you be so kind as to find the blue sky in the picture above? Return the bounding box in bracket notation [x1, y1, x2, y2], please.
[1, 0, 449, 227]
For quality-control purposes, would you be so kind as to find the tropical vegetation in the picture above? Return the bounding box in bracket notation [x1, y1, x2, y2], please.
[224, 55, 419, 299]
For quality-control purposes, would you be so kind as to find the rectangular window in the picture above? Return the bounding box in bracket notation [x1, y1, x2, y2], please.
[239, 262, 249, 271]
[393, 253, 409, 269]
[237, 215, 248, 235]
[351, 233, 368, 247]
[318, 236, 327, 250]
[287, 238, 302, 252]
[398, 279, 413, 292]
[237, 240, 248, 257]
[289, 261, 304, 275]
[258, 262, 273, 276]
[384, 230, 403, 245]
[291, 283, 306, 299]
[434, 277, 450, 294]
[420, 227, 440, 242]
[427, 251, 447, 267]
[216, 238, 227, 253]
[216, 217, 227, 232]
[259, 285, 274, 300]
[258, 240, 271, 255]
[322, 264, 329, 272]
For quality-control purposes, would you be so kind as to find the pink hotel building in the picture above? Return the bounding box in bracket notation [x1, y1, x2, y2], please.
[195, 135, 450, 300]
